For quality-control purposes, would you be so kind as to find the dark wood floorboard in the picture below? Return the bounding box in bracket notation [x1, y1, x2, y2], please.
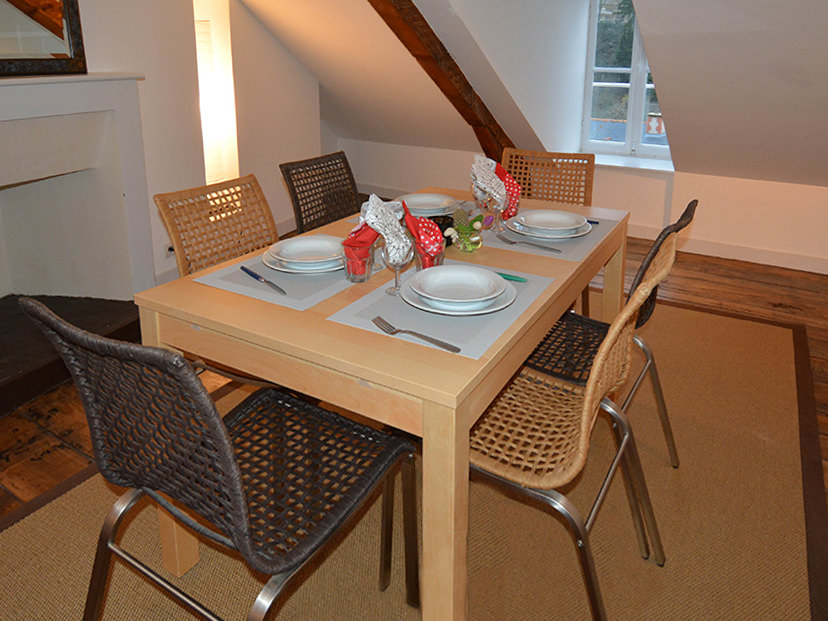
[1, 238, 826, 518]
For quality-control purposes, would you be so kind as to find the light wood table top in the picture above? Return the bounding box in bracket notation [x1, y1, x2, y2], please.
[135, 189, 628, 620]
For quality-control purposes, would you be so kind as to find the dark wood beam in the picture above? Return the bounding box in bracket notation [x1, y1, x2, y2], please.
[367, 0, 514, 161]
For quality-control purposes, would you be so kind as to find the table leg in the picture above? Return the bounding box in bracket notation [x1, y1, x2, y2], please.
[139, 308, 200, 577]
[422, 402, 469, 621]
[601, 232, 627, 321]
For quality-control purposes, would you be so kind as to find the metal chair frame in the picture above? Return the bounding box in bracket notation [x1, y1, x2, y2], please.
[468, 231, 678, 620]
[525, 199, 698, 468]
[19, 297, 419, 621]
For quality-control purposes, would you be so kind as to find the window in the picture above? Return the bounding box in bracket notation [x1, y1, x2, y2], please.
[582, 0, 670, 159]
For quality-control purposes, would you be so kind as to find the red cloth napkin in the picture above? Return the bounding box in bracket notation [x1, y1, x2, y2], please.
[495, 163, 521, 219]
[342, 222, 379, 275]
[403, 202, 445, 268]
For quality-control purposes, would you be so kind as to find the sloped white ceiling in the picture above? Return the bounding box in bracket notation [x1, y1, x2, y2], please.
[240, 0, 828, 188]
[634, 0, 828, 187]
[239, 0, 479, 151]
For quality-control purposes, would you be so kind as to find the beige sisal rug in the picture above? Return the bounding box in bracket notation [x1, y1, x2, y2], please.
[0, 304, 818, 620]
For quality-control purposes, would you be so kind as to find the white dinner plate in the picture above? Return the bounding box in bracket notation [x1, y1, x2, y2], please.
[408, 264, 505, 303]
[267, 235, 343, 266]
[262, 252, 344, 273]
[396, 193, 458, 217]
[514, 210, 587, 233]
[505, 218, 592, 240]
[401, 280, 517, 316]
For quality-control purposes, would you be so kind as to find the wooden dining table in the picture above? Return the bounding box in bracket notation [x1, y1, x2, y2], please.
[134, 188, 628, 620]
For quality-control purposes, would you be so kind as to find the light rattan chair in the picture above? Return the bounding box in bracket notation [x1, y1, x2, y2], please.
[501, 148, 595, 207]
[525, 199, 698, 469]
[469, 228, 678, 620]
[279, 151, 360, 234]
[501, 148, 596, 313]
[20, 297, 420, 621]
[154, 173, 279, 277]
[154, 174, 281, 388]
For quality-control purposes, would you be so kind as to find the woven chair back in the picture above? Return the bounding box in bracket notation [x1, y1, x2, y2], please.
[279, 151, 360, 234]
[154, 174, 279, 276]
[18, 297, 252, 553]
[581, 234, 678, 436]
[501, 148, 595, 206]
[628, 199, 697, 328]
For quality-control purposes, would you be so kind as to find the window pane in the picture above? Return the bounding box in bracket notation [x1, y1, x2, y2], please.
[594, 0, 636, 69]
[640, 85, 669, 146]
[590, 84, 628, 142]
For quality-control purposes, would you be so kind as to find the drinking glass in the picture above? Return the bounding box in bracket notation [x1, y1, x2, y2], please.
[490, 196, 508, 233]
[381, 244, 414, 296]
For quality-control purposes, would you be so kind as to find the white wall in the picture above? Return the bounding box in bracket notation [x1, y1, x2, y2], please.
[342, 139, 477, 200]
[444, 0, 589, 151]
[79, 0, 205, 282]
[230, 0, 322, 235]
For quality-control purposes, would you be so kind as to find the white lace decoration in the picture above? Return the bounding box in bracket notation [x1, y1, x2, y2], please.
[470, 154, 506, 207]
[362, 194, 412, 263]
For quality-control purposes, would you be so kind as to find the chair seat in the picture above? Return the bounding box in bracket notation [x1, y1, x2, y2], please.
[469, 370, 594, 490]
[524, 311, 609, 384]
[224, 389, 414, 576]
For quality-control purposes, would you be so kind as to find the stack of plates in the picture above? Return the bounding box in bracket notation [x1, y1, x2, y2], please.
[262, 235, 344, 273]
[395, 193, 458, 217]
[505, 209, 592, 239]
[401, 265, 516, 316]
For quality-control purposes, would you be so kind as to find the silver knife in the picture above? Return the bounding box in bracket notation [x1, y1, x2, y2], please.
[240, 265, 287, 295]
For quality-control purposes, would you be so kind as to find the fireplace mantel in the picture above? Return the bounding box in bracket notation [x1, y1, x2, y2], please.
[0, 73, 155, 300]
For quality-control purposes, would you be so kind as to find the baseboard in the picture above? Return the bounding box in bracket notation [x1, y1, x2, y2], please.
[627, 223, 828, 274]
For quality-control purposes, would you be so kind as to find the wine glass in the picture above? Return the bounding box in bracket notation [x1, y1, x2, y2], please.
[490, 195, 508, 233]
[380, 244, 414, 296]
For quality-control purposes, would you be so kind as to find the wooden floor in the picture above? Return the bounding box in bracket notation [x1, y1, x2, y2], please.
[1, 237, 826, 520]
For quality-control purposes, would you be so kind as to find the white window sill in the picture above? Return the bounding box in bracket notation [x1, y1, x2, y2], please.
[594, 153, 674, 173]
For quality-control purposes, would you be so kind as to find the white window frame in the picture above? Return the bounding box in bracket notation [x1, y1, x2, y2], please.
[581, 0, 671, 160]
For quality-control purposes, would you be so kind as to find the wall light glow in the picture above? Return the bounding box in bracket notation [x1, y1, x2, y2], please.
[193, 0, 239, 184]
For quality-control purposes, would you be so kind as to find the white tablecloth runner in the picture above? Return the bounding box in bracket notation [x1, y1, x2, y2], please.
[193, 253, 376, 311]
[326, 260, 554, 359]
[482, 214, 617, 262]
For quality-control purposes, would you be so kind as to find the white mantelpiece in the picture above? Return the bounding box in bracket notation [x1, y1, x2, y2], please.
[0, 73, 154, 300]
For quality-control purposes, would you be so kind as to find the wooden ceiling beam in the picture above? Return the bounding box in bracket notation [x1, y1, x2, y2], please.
[367, 0, 514, 161]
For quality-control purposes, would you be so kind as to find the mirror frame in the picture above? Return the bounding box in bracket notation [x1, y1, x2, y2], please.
[1, 0, 87, 76]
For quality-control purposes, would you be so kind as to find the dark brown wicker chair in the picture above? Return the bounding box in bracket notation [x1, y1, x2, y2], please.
[279, 151, 361, 234]
[19, 297, 419, 621]
[469, 227, 678, 620]
[524, 199, 698, 469]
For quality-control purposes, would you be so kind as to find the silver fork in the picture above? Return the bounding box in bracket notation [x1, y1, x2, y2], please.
[372, 316, 461, 353]
[495, 231, 561, 253]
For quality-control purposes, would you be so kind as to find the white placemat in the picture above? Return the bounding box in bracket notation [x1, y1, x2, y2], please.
[194, 254, 377, 311]
[326, 260, 554, 359]
[482, 215, 614, 262]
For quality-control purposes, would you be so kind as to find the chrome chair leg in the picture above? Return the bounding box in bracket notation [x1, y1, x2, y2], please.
[636, 335, 679, 467]
[536, 487, 607, 621]
[249, 573, 290, 621]
[379, 470, 395, 592]
[605, 411, 650, 560]
[622, 335, 680, 468]
[83, 489, 146, 621]
[401, 453, 420, 608]
[605, 400, 666, 566]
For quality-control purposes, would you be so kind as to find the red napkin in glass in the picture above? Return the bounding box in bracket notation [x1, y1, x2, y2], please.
[495, 163, 521, 219]
[342, 222, 379, 275]
[403, 202, 445, 268]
